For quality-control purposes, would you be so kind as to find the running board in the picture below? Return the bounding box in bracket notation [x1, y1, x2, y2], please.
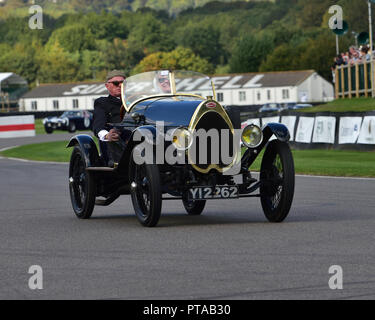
[86, 167, 115, 172]
[95, 194, 120, 206]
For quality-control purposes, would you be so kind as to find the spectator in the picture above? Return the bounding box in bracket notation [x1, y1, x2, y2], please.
[360, 45, 371, 62]
[349, 46, 360, 64]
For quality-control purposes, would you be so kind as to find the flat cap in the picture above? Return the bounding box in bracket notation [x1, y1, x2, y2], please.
[106, 69, 126, 82]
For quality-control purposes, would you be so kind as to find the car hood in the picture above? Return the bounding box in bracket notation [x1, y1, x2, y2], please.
[133, 98, 203, 127]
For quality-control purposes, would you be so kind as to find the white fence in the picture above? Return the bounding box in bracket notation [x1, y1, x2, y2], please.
[242, 114, 375, 145]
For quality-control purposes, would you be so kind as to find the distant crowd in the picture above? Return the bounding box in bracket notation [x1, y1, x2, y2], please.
[331, 45, 373, 83]
[332, 45, 372, 70]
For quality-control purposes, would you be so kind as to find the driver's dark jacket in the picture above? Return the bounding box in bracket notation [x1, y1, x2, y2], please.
[92, 95, 122, 137]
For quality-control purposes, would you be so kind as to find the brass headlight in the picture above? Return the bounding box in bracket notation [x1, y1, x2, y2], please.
[241, 124, 263, 148]
[171, 127, 193, 151]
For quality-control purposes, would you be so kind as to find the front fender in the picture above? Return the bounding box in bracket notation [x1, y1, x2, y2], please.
[241, 123, 290, 171]
[128, 125, 165, 148]
[263, 122, 290, 142]
[66, 134, 100, 167]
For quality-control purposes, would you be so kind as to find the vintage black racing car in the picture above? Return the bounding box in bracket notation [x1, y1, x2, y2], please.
[67, 70, 295, 227]
[43, 110, 93, 134]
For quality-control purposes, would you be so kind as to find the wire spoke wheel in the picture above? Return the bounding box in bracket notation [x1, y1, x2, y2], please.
[182, 194, 206, 216]
[69, 146, 95, 219]
[130, 149, 162, 227]
[260, 141, 295, 222]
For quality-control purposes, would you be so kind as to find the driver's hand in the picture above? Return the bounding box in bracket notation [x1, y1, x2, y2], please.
[106, 129, 120, 142]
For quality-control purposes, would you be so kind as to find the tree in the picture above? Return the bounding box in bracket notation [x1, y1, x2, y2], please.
[0, 42, 40, 85]
[47, 24, 96, 53]
[37, 42, 80, 83]
[229, 34, 274, 73]
[132, 47, 214, 74]
[83, 11, 128, 41]
[177, 25, 223, 66]
[127, 14, 175, 53]
[97, 38, 145, 75]
[259, 44, 297, 72]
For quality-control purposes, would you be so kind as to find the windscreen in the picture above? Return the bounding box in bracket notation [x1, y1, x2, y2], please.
[174, 71, 213, 98]
[122, 70, 213, 107]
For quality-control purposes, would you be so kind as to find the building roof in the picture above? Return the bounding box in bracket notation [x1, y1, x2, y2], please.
[21, 70, 317, 99]
[0, 72, 28, 86]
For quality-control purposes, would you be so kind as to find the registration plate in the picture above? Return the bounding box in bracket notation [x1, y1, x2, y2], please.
[189, 185, 239, 200]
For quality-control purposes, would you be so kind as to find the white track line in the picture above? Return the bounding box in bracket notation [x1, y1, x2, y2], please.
[0, 156, 373, 180]
[0, 156, 67, 165]
[0, 146, 19, 152]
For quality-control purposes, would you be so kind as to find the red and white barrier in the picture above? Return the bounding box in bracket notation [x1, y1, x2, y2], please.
[0, 116, 35, 138]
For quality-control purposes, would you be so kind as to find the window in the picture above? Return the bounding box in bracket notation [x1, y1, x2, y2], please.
[239, 91, 246, 102]
[53, 100, 59, 110]
[73, 99, 79, 109]
[31, 101, 37, 110]
[282, 89, 290, 99]
[267, 90, 271, 100]
[217, 92, 224, 102]
[257, 92, 261, 101]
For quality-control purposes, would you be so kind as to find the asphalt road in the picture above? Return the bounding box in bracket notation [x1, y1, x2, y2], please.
[0, 153, 374, 300]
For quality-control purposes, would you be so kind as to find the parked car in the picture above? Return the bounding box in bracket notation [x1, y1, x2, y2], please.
[43, 110, 93, 134]
[259, 103, 282, 113]
[282, 102, 298, 110]
[291, 103, 313, 110]
[67, 70, 295, 227]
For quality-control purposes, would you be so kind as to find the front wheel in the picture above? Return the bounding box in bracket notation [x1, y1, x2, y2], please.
[182, 194, 206, 215]
[260, 140, 295, 222]
[129, 149, 162, 227]
[69, 146, 96, 219]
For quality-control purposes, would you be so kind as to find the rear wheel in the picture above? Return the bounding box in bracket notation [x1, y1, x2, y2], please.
[69, 146, 96, 219]
[68, 122, 76, 133]
[182, 194, 206, 215]
[129, 149, 162, 227]
[260, 140, 295, 222]
[45, 126, 53, 134]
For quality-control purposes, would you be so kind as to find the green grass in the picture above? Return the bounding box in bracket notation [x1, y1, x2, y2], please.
[1, 141, 375, 177]
[34, 119, 45, 135]
[244, 148, 375, 177]
[300, 97, 375, 113]
[0, 141, 72, 162]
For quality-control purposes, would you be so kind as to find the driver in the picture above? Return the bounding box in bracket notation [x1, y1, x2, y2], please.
[92, 70, 127, 167]
[92, 70, 125, 142]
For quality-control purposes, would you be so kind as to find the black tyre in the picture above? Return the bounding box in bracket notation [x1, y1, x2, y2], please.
[129, 149, 162, 227]
[45, 126, 53, 134]
[260, 140, 295, 222]
[68, 122, 76, 133]
[182, 194, 206, 215]
[69, 146, 96, 219]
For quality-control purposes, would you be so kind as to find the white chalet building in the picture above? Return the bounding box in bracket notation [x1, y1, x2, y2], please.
[20, 70, 334, 112]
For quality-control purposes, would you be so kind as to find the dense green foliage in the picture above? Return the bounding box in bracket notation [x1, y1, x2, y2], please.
[0, 0, 369, 87]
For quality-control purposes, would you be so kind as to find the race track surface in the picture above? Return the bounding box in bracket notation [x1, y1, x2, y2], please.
[0, 141, 374, 299]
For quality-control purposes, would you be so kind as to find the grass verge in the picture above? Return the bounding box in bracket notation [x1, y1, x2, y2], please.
[300, 97, 375, 113]
[0, 141, 72, 162]
[1, 141, 375, 177]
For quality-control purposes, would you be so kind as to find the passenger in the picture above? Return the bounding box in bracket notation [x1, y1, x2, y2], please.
[155, 70, 171, 93]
